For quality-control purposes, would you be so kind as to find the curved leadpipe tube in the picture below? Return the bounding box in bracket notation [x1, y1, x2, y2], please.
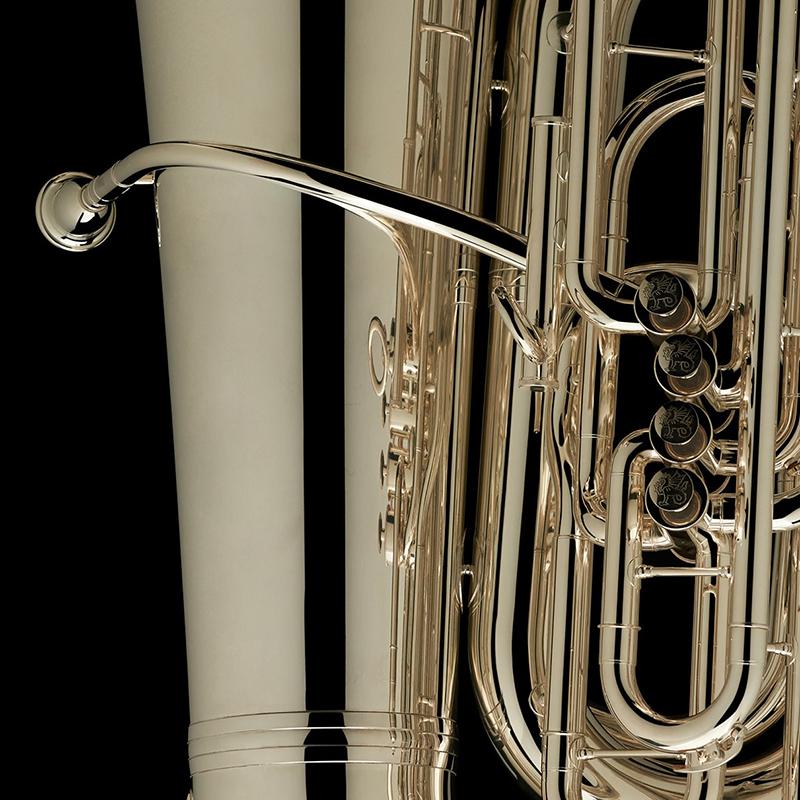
[36, 141, 527, 269]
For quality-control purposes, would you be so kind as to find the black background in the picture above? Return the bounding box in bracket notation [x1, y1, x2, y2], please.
[13, 2, 764, 799]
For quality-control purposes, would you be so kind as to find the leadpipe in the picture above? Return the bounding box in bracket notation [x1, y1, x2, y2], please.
[37, 141, 527, 269]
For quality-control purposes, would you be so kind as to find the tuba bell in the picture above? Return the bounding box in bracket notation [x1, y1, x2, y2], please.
[34, 0, 799, 798]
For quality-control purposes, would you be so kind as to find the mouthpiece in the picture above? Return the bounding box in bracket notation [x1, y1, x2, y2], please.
[35, 171, 115, 252]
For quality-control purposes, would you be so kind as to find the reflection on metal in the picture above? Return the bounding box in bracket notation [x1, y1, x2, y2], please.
[36, 0, 799, 797]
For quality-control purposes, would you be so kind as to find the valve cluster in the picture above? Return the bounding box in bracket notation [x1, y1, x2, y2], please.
[636, 271, 714, 532]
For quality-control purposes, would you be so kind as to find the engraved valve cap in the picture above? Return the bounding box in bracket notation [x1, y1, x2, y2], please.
[648, 468, 693, 512]
[654, 334, 716, 397]
[649, 401, 712, 463]
[657, 335, 702, 377]
[641, 272, 683, 315]
[654, 403, 698, 443]
[634, 271, 696, 334]
[646, 467, 708, 531]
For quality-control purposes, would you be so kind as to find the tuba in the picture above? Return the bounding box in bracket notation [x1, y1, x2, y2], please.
[34, 0, 799, 798]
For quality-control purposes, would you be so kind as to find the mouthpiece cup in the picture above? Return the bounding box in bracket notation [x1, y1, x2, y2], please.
[35, 171, 115, 252]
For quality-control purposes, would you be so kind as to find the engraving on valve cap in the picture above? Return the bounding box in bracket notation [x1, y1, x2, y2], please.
[658, 335, 702, 377]
[640, 272, 683, 315]
[648, 468, 693, 512]
[654, 403, 699, 444]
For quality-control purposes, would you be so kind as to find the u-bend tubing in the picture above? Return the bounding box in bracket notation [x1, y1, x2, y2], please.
[601, 430, 765, 754]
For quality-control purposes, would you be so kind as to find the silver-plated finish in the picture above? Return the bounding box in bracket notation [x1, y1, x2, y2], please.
[645, 467, 709, 531]
[634, 272, 697, 336]
[607, 42, 710, 63]
[649, 402, 713, 464]
[35, 171, 116, 251]
[654, 335, 718, 398]
[469, 0, 798, 794]
[36, 0, 800, 797]
[187, 711, 456, 772]
[785, 530, 800, 796]
[36, 141, 527, 268]
[598, 0, 796, 763]
[492, 285, 548, 364]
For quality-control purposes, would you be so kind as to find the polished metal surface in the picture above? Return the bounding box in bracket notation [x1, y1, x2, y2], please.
[36, 141, 526, 268]
[36, 0, 800, 798]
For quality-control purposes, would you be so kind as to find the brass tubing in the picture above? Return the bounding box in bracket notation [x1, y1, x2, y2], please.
[605, 78, 705, 279]
[564, 0, 746, 332]
[776, 133, 800, 470]
[543, 330, 592, 799]
[39, 141, 528, 268]
[784, 530, 800, 796]
[562, 0, 610, 300]
[524, 114, 567, 384]
[469, 0, 558, 794]
[684, 531, 726, 800]
[607, 0, 642, 113]
[570, 70, 755, 548]
[35, 0, 800, 796]
[599, 0, 797, 753]
[608, 43, 709, 63]
[727, 111, 755, 371]
[697, 0, 745, 329]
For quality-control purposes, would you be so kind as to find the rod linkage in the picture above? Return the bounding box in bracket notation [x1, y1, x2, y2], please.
[608, 42, 710, 63]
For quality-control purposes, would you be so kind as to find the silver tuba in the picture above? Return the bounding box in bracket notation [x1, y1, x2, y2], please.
[35, 0, 799, 798]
